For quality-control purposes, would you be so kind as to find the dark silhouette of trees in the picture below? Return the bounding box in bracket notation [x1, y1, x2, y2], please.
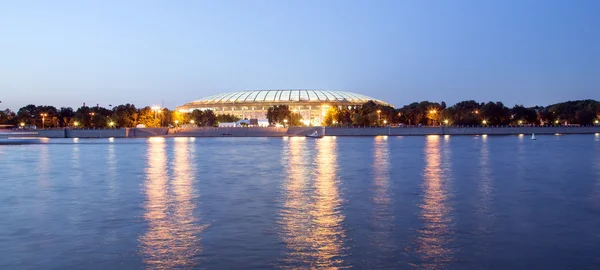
[3, 99, 599, 128]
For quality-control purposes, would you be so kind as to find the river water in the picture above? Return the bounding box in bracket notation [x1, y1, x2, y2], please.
[1, 135, 600, 269]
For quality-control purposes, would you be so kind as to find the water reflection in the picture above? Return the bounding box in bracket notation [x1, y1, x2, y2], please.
[279, 137, 312, 268]
[312, 137, 346, 268]
[140, 138, 204, 268]
[371, 136, 394, 256]
[279, 137, 347, 269]
[415, 135, 454, 269]
[477, 136, 492, 221]
[107, 143, 117, 195]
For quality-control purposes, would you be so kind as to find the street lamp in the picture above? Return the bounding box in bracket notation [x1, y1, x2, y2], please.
[474, 110, 479, 114]
[74, 121, 79, 127]
[482, 120, 487, 125]
[283, 119, 288, 127]
[40, 113, 47, 129]
[429, 109, 437, 125]
[444, 119, 449, 125]
[595, 120, 599, 125]
[89, 112, 96, 128]
[20, 122, 25, 128]
[109, 121, 115, 128]
[518, 120, 523, 125]
[190, 119, 195, 124]
[383, 119, 387, 125]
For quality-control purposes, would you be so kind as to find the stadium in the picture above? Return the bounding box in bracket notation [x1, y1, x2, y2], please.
[177, 90, 390, 125]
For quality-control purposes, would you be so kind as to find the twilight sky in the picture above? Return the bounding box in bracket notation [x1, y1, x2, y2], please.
[1, 0, 599, 110]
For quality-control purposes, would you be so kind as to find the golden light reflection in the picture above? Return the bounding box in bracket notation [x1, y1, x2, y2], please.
[107, 143, 117, 195]
[140, 138, 204, 268]
[372, 136, 393, 251]
[477, 135, 493, 234]
[415, 135, 454, 268]
[279, 136, 347, 269]
[311, 137, 346, 268]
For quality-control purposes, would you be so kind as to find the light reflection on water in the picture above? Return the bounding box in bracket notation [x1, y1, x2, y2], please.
[414, 135, 455, 269]
[139, 137, 205, 268]
[371, 136, 394, 257]
[279, 137, 347, 269]
[2, 136, 600, 269]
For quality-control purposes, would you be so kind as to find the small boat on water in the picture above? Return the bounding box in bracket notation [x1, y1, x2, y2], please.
[306, 130, 324, 138]
[531, 133, 536, 140]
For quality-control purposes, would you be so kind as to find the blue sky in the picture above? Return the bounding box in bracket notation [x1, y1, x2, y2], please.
[1, 0, 598, 110]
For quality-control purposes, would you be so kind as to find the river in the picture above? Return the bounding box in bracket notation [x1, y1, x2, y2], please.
[1, 135, 600, 269]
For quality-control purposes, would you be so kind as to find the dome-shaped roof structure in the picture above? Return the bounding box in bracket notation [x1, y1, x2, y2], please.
[178, 90, 388, 110]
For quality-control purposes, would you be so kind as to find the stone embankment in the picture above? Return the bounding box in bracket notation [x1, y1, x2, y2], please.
[0, 128, 169, 138]
[1, 126, 599, 139]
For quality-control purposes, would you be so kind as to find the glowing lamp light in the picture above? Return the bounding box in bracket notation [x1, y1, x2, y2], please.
[518, 120, 523, 125]
[190, 120, 195, 124]
[20, 122, 25, 127]
[555, 120, 559, 124]
[73, 121, 79, 126]
[383, 120, 387, 124]
[482, 120, 487, 125]
[430, 110, 436, 114]
[595, 120, 599, 124]
[474, 110, 479, 114]
[174, 120, 179, 124]
[109, 121, 115, 127]
[303, 119, 310, 126]
[444, 119, 449, 124]
[283, 119, 288, 123]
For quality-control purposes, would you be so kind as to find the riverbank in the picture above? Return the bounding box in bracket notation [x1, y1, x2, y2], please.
[1, 126, 599, 139]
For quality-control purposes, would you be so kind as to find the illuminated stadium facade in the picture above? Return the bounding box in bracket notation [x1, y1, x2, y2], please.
[177, 90, 389, 125]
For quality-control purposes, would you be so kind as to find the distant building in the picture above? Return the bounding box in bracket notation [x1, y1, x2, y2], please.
[177, 90, 389, 125]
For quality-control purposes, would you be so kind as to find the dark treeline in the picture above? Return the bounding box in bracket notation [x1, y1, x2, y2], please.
[0, 104, 239, 128]
[323, 99, 600, 127]
[1, 99, 599, 128]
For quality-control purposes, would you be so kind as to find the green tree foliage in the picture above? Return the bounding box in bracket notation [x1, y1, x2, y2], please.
[510, 105, 538, 125]
[546, 100, 599, 125]
[58, 107, 75, 127]
[0, 109, 17, 126]
[266, 105, 291, 125]
[216, 113, 241, 124]
[191, 109, 217, 126]
[480, 102, 511, 125]
[397, 101, 445, 125]
[137, 107, 161, 128]
[111, 104, 138, 128]
[442, 100, 481, 125]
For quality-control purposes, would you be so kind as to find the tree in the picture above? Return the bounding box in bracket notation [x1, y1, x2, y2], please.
[191, 109, 218, 127]
[171, 110, 190, 126]
[112, 104, 138, 127]
[17, 104, 38, 126]
[137, 107, 161, 127]
[216, 113, 240, 124]
[0, 109, 17, 126]
[266, 105, 291, 125]
[511, 105, 538, 125]
[576, 109, 596, 125]
[480, 102, 510, 125]
[443, 100, 481, 126]
[58, 107, 75, 127]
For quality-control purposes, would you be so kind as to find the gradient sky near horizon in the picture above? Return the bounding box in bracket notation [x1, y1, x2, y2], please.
[1, 0, 599, 110]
